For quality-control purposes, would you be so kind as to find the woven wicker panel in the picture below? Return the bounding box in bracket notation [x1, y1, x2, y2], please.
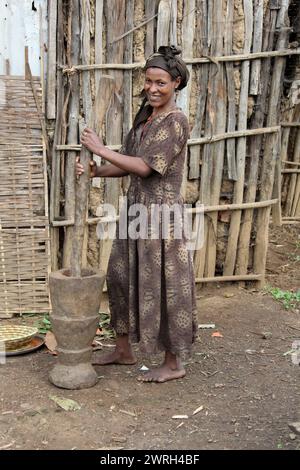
[0, 75, 50, 317]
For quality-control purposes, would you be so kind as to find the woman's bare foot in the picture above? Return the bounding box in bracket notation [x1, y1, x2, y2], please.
[92, 334, 136, 365]
[137, 351, 185, 383]
[137, 364, 186, 383]
[92, 350, 137, 366]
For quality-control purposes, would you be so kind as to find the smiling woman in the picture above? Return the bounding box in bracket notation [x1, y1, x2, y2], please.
[144, 67, 180, 114]
[76, 46, 197, 384]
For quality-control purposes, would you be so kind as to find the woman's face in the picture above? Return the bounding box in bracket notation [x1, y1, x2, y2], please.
[144, 67, 181, 111]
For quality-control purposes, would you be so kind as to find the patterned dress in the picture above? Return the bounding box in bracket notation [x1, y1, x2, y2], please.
[107, 109, 198, 360]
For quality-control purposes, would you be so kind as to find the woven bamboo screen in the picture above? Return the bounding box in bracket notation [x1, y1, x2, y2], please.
[0, 75, 50, 317]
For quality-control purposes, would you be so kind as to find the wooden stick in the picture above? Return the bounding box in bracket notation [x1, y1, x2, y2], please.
[56, 144, 121, 151]
[250, 0, 263, 95]
[254, 5, 290, 287]
[236, 7, 278, 277]
[195, 274, 263, 283]
[282, 169, 300, 174]
[282, 161, 300, 166]
[178, 0, 195, 199]
[224, 0, 237, 180]
[70, 74, 115, 277]
[99, 1, 125, 279]
[63, 0, 80, 268]
[204, 0, 227, 278]
[51, 198, 279, 228]
[95, 0, 104, 90]
[272, 129, 282, 226]
[50, 1, 64, 271]
[79, 0, 93, 270]
[5, 58, 10, 75]
[169, 0, 177, 45]
[47, 0, 57, 119]
[188, 126, 280, 144]
[157, 0, 171, 48]
[110, 13, 158, 45]
[285, 118, 300, 215]
[93, 0, 104, 189]
[195, 0, 214, 281]
[25, 61, 50, 155]
[145, 0, 156, 57]
[39, 5, 46, 115]
[189, 0, 209, 180]
[61, 49, 300, 73]
[223, 0, 253, 276]
[122, 0, 134, 138]
[198, 199, 278, 213]
[291, 130, 300, 216]
[57, 126, 281, 152]
[281, 122, 300, 127]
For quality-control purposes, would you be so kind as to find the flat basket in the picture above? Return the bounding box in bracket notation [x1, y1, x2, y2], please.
[0, 325, 38, 351]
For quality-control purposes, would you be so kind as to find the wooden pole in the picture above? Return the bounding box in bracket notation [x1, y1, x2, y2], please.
[99, 1, 125, 278]
[177, 0, 195, 199]
[60, 49, 300, 73]
[250, 0, 263, 95]
[204, 0, 227, 278]
[189, 0, 208, 180]
[157, 0, 171, 48]
[235, 6, 278, 276]
[63, 0, 80, 268]
[47, 0, 57, 119]
[223, 0, 253, 276]
[253, 3, 290, 286]
[195, 274, 262, 283]
[50, 0, 65, 271]
[145, 0, 156, 57]
[70, 75, 115, 277]
[224, 0, 237, 181]
[93, 0, 104, 189]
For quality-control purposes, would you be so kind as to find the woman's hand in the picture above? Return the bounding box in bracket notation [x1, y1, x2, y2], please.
[80, 128, 104, 155]
[76, 157, 98, 178]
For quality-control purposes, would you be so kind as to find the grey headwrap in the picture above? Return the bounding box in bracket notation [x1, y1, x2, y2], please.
[131, 46, 189, 131]
[144, 45, 189, 90]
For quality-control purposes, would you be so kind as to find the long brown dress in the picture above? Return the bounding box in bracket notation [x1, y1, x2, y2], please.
[107, 109, 198, 360]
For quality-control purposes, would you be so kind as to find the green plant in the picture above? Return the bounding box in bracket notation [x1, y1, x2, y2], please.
[268, 287, 300, 310]
[97, 311, 115, 339]
[35, 315, 52, 334]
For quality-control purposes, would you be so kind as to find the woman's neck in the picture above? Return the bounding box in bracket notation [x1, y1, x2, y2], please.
[151, 101, 177, 117]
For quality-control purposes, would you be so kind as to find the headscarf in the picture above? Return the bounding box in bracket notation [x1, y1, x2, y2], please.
[144, 45, 189, 91]
[131, 46, 189, 130]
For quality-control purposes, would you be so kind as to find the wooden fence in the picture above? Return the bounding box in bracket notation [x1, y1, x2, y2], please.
[47, 0, 300, 288]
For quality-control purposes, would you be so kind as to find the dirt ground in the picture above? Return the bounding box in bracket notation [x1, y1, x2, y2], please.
[0, 225, 299, 451]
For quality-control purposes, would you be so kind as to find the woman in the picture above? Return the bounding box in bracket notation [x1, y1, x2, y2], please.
[77, 46, 198, 383]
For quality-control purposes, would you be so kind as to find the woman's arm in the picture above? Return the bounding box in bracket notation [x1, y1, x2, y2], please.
[81, 128, 153, 178]
[96, 163, 129, 178]
[75, 157, 128, 178]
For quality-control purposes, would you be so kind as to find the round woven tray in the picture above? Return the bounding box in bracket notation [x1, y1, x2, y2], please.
[0, 325, 38, 351]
